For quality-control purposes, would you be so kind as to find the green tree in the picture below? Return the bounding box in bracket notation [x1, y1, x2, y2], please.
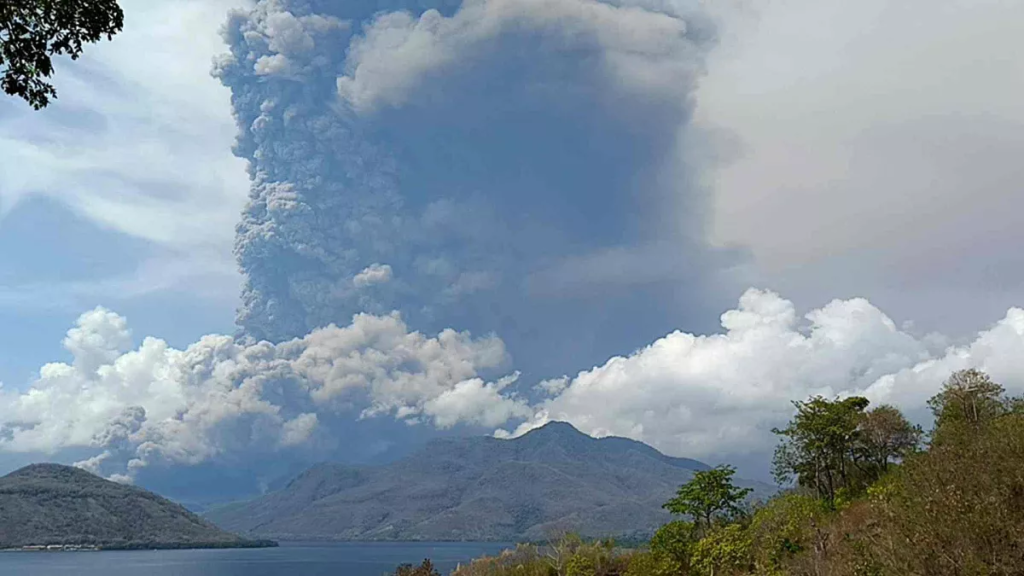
[747, 494, 829, 576]
[649, 520, 698, 569]
[664, 465, 752, 535]
[625, 551, 682, 576]
[393, 559, 441, 576]
[772, 395, 870, 508]
[690, 524, 752, 576]
[1, 0, 123, 109]
[856, 404, 921, 477]
[864, 410, 1024, 575]
[565, 553, 596, 576]
[928, 368, 1006, 439]
[544, 532, 585, 572]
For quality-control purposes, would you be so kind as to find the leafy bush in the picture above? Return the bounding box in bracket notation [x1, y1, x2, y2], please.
[448, 536, 630, 576]
[649, 521, 697, 567]
[690, 524, 751, 576]
[747, 494, 828, 575]
[393, 560, 441, 576]
[624, 550, 683, 576]
[778, 370, 1024, 576]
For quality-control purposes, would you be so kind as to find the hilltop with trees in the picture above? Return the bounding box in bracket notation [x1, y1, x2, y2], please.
[422, 368, 1024, 576]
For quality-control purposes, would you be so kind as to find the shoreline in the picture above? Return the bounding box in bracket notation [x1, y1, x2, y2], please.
[1, 540, 278, 552]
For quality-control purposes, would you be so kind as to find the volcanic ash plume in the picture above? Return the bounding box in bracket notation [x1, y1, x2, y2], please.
[214, 0, 729, 375]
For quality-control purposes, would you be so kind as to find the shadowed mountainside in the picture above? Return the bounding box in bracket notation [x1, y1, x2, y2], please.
[0, 464, 275, 549]
[206, 422, 773, 541]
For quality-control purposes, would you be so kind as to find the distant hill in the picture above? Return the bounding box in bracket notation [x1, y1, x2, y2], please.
[205, 422, 774, 541]
[0, 464, 276, 549]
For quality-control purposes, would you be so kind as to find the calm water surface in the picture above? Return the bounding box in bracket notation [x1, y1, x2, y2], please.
[0, 541, 512, 575]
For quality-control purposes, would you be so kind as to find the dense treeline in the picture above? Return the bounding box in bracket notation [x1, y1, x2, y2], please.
[394, 368, 1024, 576]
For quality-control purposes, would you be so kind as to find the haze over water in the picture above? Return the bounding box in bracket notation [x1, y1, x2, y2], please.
[0, 542, 511, 576]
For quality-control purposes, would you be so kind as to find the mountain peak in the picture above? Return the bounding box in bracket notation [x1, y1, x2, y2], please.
[205, 423, 747, 542]
[522, 420, 585, 438]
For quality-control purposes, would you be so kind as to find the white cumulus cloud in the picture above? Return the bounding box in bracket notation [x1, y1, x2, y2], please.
[0, 307, 509, 480]
[62, 307, 133, 375]
[422, 373, 532, 429]
[499, 289, 1024, 460]
[353, 263, 394, 288]
[9, 288, 1024, 481]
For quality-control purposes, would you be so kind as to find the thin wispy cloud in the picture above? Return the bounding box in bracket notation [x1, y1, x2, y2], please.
[0, 0, 248, 289]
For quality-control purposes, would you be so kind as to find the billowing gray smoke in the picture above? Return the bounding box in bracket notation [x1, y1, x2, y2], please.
[7, 0, 1024, 501]
[215, 0, 734, 376]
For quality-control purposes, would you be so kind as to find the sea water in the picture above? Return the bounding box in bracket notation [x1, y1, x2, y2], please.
[0, 541, 512, 575]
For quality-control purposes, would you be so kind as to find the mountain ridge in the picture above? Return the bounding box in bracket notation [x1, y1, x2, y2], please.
[0, 463, 275, 550]
[206, 422, 771, 541]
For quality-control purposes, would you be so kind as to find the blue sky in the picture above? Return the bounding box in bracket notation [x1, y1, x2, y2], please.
[0, 0, 246, 385]
[0, 0, 1022, 495]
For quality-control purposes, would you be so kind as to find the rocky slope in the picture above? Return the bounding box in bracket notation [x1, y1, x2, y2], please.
[206, 422, 772, 541]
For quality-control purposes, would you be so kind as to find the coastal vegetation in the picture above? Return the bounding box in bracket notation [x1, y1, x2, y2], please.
[398, 368, 1024, 575]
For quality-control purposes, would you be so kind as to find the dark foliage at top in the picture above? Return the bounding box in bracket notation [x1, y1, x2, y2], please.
[772, 396, 921, 509]
[0, 0, 123, 109]
[664, 465, 751, 536]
